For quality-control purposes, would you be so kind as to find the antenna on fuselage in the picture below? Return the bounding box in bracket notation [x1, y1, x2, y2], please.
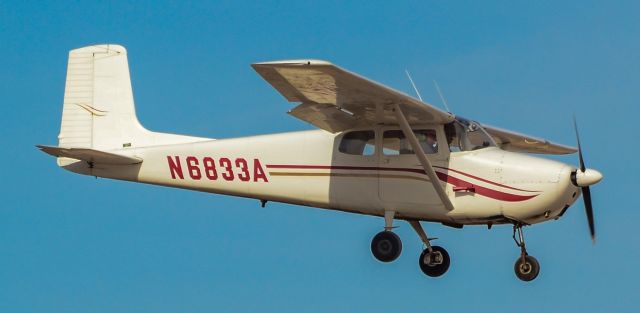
[433, 80, 451, 113]
[405, 70, 423, 102]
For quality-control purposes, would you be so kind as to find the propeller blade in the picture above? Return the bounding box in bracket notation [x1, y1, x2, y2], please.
[573, 116, 586, 172]
[582, 186, 595, 243]
[574, 116, 596, 243]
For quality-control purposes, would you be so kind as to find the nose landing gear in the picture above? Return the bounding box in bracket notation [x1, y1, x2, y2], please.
[513, 224, 540, 281]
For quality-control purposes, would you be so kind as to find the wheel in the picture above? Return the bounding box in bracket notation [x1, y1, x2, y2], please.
[514, 255, 540, 281]
[370, 231, 402, 262]
[418, 245, 450, 277]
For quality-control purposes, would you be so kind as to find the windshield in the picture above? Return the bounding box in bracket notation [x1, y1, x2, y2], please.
[444, 117, 496, 152]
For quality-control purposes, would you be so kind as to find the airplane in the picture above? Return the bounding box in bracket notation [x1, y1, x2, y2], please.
[38, 44, 603, 282]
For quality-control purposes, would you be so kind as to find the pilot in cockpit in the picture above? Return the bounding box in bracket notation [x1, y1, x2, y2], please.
[420, 131, 438, 154]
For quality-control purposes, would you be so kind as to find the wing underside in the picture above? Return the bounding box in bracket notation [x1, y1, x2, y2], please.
[252, 60, 454, 132]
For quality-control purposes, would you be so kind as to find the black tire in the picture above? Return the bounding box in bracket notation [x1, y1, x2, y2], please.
[370, 231, 402, 262]
[418, 246, 450, 277]
[514, 255, 540, 282]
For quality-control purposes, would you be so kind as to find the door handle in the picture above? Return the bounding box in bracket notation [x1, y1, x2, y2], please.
[453, 186, 475, 193]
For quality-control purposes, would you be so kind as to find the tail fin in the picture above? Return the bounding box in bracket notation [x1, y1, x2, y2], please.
[59, 44, 145, 150]
[58, 44, 207, 152]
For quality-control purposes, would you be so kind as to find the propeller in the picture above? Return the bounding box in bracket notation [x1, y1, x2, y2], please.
[571, 117, 599, 243]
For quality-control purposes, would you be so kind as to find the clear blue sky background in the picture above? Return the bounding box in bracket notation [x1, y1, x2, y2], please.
[1, 1, 638, 312]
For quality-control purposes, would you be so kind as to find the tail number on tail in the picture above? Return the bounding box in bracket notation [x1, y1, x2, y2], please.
[167, 156, 268, 182]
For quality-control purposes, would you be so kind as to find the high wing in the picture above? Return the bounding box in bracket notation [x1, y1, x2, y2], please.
[482, 125, 577, 155]
[251, 60, 455, 132]
[252, 59, 576, 155]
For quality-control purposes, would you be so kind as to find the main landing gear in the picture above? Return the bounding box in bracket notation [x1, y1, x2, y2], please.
[513, 224, 540, 282]
[409, 220, 450, 277]
[370, 211, 450, 278]
[371, 230, 402, 262]
[371, 211, 402, 262]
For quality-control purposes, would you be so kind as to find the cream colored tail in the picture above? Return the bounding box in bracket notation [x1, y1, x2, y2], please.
[58, 44, 207, 152]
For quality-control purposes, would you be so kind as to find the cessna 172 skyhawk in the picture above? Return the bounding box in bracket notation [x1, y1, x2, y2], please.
[38, 44, 603, 281]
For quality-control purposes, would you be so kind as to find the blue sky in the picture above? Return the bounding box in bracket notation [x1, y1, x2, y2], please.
[1, 1, 639, 312]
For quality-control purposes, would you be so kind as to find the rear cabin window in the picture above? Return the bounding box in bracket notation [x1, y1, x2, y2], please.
[339, 131, 375, 156]
[382, 129, 438, 155]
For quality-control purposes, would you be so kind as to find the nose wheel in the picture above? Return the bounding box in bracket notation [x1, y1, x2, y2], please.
[513, 224, 540, 281]
[514, 255, 540, 281]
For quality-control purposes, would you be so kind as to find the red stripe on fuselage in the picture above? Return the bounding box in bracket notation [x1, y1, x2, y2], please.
[432, 166, 538, 192]
[266, 164, 540, 202]
[434, 172, 538, 202]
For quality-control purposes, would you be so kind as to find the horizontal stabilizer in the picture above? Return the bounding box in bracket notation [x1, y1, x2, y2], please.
[36, 145, 142, 165]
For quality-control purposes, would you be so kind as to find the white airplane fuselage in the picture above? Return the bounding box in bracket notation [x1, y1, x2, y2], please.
[61, 127, 580, 227]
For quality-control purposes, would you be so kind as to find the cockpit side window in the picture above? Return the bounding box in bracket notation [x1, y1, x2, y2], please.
[445, 119, 496, 152]
[382, 129, 438, 155]
[339, 131, 376, 156]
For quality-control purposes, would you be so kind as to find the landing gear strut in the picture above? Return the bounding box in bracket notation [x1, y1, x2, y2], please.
[410, 220, 450, 277]
[513, 224, 540, 281]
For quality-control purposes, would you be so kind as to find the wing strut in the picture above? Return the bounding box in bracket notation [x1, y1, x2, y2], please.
[393, 103, 454, 211]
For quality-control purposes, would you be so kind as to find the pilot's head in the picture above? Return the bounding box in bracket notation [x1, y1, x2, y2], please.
[426, 132, 437, 144]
